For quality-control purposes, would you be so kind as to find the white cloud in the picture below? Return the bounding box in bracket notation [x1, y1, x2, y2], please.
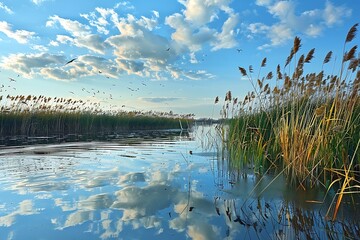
[32, 0, 48, 5]
[0, 53, 120, 81]
[152, 10, 159, 18]
[0, 4, 217, 82]
[179, 0, 232, 26]
[49, 40, 59, 47]
[267, 24, 293, 46]
[47, 15, 108, 54]
[56, 35, 73, 44]
[249, 1, 352, 49]
[46, 15, 90, 37]
[116, 59, 145, 76]
[305, 24, 322, 37]
[255, 0, 272, 7]
[212, 12, 239, 50]
[74, 34, 108, 54]
[105, 13, 185, 78]
[31, 44, 49, 52]
[166, 0, 239, 52]
[165, 13, 216, 52]
[114, 1, 135, 10]
[0, 52, 65, 78]
[248, 23, 270, 34]
[0, 2, 13, 14]
[189, 52, 198, 63]
[40, 55, 119, 81]
[0, 21, 35, 44]
[323, 1, 352, 26]
[80, 7, 119, 35]
[167, 66, 215, 80]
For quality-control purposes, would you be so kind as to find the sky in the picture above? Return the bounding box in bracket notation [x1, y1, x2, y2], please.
[0, 0, 359, 119]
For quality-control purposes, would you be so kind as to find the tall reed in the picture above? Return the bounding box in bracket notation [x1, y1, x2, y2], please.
[0, 94, 193, 137]
[224, 23, 360, 192]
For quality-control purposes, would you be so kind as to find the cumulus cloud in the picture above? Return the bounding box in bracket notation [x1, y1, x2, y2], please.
[105, 13, 187, 78]
[166, 0, 239, 52]
[31, 44, 49, 52]
[46, 15, 91, 37]
[1, 3, 219, 82]
[179, 0, 232, 26]
[212, 12, 239, 50]
[80, 7, 117, 35]
[114, 1, 135, 10]
[43, 55, 119, 80]
[165, 13, 216, 52]
[249, 0, 352, 49]
[46, 15, 109, 54]
[0, 21, 35, 44]
[323, 1, 352, 26]
[0, 52, 65, 78]
[0, 2, 13, 14]
[116, 59, 145, 76]
[0, 53, 119, 80]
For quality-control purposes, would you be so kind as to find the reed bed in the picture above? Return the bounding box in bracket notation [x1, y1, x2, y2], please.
[0, 94, 192, 138]
[218, 24, 360, 218]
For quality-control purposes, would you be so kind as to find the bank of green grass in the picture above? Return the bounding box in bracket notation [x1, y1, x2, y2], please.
[220, 24, 360, 218]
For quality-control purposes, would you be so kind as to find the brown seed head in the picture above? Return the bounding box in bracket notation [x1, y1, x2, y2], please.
[346, 23, 358, 43]
[293, 36, 301, 54]
[261, 57, 267, 67]
[305, 48, 315, 63]
[343, 45, 357, 62]
[238, 67, 247, 76]
[323, 51, 332, 64]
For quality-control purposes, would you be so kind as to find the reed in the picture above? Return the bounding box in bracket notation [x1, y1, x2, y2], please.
[0, 94, 193, 138]
[223, 23, 360, 213]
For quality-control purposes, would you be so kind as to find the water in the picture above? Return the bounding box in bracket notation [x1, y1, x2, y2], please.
[0, 125, 358, 240]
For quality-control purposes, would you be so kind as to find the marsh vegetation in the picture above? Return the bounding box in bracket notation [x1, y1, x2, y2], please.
[218, 23, 360, 220]
[0, 94, 193, 145]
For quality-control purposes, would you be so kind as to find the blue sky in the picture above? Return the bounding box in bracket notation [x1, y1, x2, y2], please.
[0, 0, 358, 118]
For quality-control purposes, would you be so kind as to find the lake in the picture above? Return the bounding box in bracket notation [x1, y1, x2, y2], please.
[0, 124, 358, 240]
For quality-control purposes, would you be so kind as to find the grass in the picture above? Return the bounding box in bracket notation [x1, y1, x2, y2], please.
[217, 23, 360, 219]
[0, 94, 193, 138]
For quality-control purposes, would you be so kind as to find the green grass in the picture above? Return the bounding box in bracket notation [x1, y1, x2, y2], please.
[218, 24, 360, 218]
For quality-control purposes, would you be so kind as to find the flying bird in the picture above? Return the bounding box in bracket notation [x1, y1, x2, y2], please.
[166, 48, 170, 51]
[237, 49, 242, 53]
[65, 58, 77, 65]
[9, 77, 16, 82]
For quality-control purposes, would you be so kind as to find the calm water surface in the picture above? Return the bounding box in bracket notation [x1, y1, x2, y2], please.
[0, 125, 359, 240]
